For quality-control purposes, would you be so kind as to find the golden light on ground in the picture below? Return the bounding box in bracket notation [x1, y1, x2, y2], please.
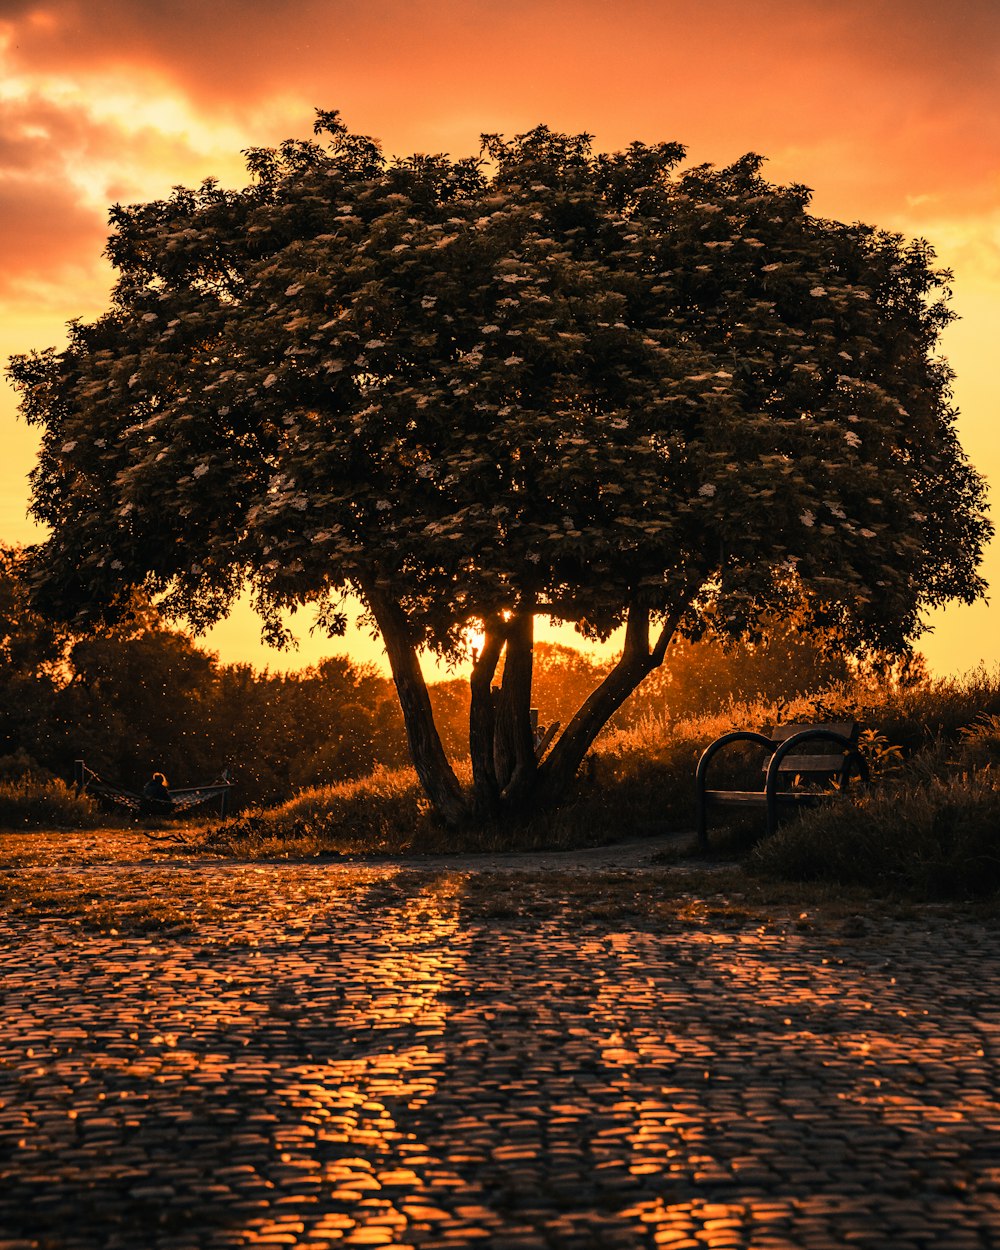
[4, 846, 999, 1243]
[224, 874, 467, 1248]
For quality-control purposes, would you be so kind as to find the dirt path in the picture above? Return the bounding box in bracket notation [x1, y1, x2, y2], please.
[0, 827, 697, 872]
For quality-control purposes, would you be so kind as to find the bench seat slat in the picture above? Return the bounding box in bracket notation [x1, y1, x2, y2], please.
[704, 789, 829, 805]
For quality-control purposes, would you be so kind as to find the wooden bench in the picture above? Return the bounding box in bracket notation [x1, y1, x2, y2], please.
[695, 721, 868, 849]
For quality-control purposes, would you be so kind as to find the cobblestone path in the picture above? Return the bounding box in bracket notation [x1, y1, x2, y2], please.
[2, 852, 1000, 1248]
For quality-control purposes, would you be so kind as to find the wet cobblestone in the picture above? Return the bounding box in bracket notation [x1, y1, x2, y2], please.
[2, 850, 1000, 1247]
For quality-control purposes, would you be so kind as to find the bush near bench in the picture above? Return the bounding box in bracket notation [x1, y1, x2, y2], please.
[751, 771, 1000, 900]
[204, 668, 1000, 901]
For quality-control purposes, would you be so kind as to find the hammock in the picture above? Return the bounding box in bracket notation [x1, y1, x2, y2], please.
[73, 760, 233, 818]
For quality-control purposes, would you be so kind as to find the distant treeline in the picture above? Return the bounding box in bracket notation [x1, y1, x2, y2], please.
[1, 546, 907, 809]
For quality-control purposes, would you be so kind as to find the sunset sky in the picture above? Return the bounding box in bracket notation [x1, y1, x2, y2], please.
[1, 0, 997, 677]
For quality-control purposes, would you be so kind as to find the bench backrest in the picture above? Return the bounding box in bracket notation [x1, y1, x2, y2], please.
[766, 721, 858, 775]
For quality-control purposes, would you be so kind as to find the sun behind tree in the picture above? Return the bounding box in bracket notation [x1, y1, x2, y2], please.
[6, 110, 990, 828]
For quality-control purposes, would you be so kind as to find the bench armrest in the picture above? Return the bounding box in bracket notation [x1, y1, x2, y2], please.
[697, 731, 776, 791]
[696, 732, 775, 849]
[764, 729, 869, 828]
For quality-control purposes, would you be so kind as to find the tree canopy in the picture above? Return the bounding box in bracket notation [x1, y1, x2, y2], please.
[8, 111, 990, 824]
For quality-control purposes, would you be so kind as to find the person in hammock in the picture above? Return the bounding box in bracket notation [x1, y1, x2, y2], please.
[141, 771, 174, 816]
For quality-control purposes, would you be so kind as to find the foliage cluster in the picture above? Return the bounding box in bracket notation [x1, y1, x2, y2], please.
[752, 772, 1000, 899]
[7, 112, 988, 825]
[0, 543, 407, 813]
[748, 671, 1000, 899]
[0, 776, 100, 830]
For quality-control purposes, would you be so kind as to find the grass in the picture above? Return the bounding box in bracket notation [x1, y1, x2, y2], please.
[746, 694, 1000, 901]
[752, 770, 1000, 899]
[0, 776, 103, 830]
[202, 765, 430, 857]
[192, 665, 1000, 903]
[200, 705, 776, 859]
[0, 663, 979, 906]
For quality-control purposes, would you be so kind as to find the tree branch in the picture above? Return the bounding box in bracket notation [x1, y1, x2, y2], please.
[535, 591, 694, 807]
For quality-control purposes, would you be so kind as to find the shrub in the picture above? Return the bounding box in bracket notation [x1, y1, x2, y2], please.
[204, 766, 430, 856]
[0, 750, 55, 782]
[751, 773, 1000, 899]
[0, 776, 101, 830]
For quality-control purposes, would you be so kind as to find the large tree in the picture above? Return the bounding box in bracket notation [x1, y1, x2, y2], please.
[7, 113, 990, 825]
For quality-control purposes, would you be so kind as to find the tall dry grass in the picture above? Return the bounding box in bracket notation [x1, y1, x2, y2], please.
[0, 777, 101, 830]
[204, 666, 1000, 899]
[203, 766, 429, 857]
[204, 695, 819, 857]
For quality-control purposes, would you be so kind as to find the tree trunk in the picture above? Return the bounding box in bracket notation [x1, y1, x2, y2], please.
[492, 608, 536, 805]
[535, 601, 685, 808]
[469, 615, 507, 818]
[360, 578, 468, 827]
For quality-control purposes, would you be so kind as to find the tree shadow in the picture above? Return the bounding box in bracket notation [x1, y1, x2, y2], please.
[2, 874, 998, 1247]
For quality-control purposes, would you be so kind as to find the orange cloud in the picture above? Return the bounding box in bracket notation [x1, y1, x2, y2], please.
[0, 99, 106, 297]
[0, 179, 104, 296]
[0, 89, 253, 300]
[2, 0, 998, 675]
[1, 0, 996, 234]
